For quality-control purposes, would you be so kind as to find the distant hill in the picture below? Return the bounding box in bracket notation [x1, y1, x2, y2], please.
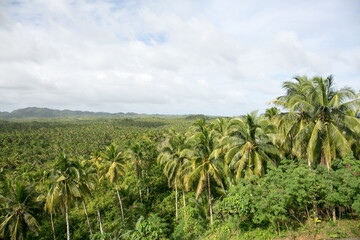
[0, 107, 143, 119]
[0, 107, 221, 119]
[0, 111, 9, 118]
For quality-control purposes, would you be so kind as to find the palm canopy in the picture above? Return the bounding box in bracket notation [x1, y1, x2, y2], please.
[264, 107, 281, 121]
[187, 120, 225, 197]
[211, 117, 232, 138]
[158, 130, 193, 220]
[128, 139, 155, 181]
[47, 154, 89, 211]
[46, 153, 92, 240]
[210, 118, 236, 187]
[225, 112, 280, 180]
[100, 143, 127, 220]
[101, 143, 127, 184]
[158, 130, 191, 189]
[0, 180, 43, 240]
[274, 75, 360, 168]
[186, 119, 226, 225]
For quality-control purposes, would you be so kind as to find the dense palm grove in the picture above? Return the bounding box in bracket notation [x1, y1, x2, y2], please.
[0, 76, 359, 240]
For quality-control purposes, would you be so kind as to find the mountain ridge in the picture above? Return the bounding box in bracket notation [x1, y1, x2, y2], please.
[0, 107, 155, 119]
[0, 107, 208, 119]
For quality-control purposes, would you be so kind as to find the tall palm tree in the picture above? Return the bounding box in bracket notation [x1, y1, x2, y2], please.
[89, 151, 105, 234]
[0, 179, 43, 240]
[78, 159, 96, 236]
[225, 113, 280, 180]
[44, 184, 57, 240]
[101, 143, 126, 221]
[186, 119, 224, 225]
[158, 130, 192, 220]
[128, 139, 154, 202]
[274, 76, 360, 168]
[211, 118, 235, 188]
[46, 153, 89, 240]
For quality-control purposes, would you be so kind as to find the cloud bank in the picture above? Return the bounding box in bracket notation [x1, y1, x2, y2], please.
[0, 0, 359, 116]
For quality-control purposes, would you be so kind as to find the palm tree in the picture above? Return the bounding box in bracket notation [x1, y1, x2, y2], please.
[158, 130, 192, 220]
[273, 76, 314, 159]
[225, 113, 280, 180]
[101, 143, 126, 221]
[211, 118, 235, 188]
[274, 76, 360, 168]
[78, 159, 96, 236]
[0, 179, 43, 240]
[89, 151, 105, 234]
[128, 139, 154, 202]
[44, 184, 57, 240]
[186, 119, 224, 225]
[46, 153, 89, 240]
[346, 108, 360, 159]
[264, 107, 281, 121]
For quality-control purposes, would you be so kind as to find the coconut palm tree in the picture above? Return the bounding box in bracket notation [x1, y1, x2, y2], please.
[101, 143, 126, 221]
[274, 75, 360, 168]
[78, 159, 96, 236]
[186, 119, 225, 225]
[211, 118, 236, 188]
[225, 113, 280, 180]
[46, 153, 89, 240]
[128, 139, 155, 202]
[89, 151, 105, 234]
[264, 107, 281, 121]
[44, 184, 57, 240]
[158, 130, 192, 220]
[0, 179, 43, 240]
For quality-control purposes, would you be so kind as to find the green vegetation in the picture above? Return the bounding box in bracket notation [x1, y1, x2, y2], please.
[0, 75, 359, 239]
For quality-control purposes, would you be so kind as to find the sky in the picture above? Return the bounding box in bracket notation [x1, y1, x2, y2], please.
[0, 0, 359, 116]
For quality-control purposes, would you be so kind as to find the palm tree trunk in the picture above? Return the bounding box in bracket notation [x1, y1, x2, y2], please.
[96, 206, 104, 234]
[115, 185, 125, 221]
[50, 212, 56, 240]
[182, 188, 187, 219]
[95, 173, 104, 235]
[207, 172, 213, 225]
[82, 201, 93, 235]
[137, 178, 143, 203]
[146, 173, 149, 197]
[175, 182, 178, 220]
[332, 208, 337, 222]
[65, 197, 70, 240]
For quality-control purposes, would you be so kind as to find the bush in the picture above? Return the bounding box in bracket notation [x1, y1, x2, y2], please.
[122, 214, 169, 240]
[216, 159, 360, 232]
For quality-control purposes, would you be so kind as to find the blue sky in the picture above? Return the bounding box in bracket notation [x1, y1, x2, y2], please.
[0, 0, 359, 116]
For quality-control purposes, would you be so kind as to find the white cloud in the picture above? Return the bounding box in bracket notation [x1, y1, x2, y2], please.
[274, 31, 331, 74]
[0, 0, 359, 116]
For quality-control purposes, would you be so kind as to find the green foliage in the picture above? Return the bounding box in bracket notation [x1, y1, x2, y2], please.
[352, 195, 360, 215]
[122, 214, 169, 240]
[0, 180, 43, 240]
[172, 205, 206, 240]
[90, 232, 113, 240]
[217, 158, 360, 233]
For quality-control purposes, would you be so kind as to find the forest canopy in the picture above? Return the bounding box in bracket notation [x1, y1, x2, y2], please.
[0, 75, 359, 240]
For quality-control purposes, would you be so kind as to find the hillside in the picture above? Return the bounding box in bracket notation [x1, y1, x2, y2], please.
[0, 107, 220, 120]
[0, 107, 133, 118]
[0, 107, 187, 119]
